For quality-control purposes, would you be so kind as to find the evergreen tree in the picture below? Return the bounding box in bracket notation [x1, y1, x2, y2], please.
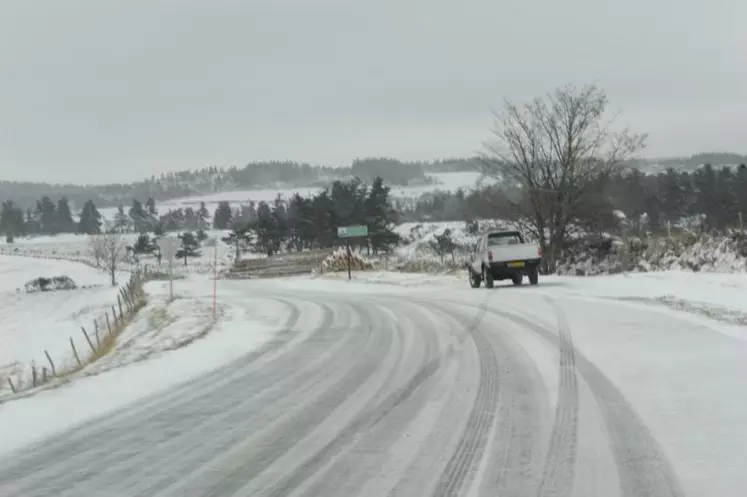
[271, 195, 288, 253]
[222, 224, 253, 262]
[56, 197, 75, 233]
[365, 177, 399, 253]
[129, 199, 150, 232]
[25, 207, 40, 234]
[176, 231, 201, 266]
[146, 197, 158, 217]
[37, 196, 57, 234]
[184, 207, 198, 230]
[78, 200, 102, 234]
[213, 201, 233, 229]
[131, 233, 155, 255]
[0, 201, 25, 241]
[287, 193, 313, 251]
[114, 204, 130, 232]
[253, 201, 276, 256]
[197, 201, 211, 229]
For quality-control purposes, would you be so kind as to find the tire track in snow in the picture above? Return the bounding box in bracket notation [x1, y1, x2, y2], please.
[535, 297, 579, 497]
[490, 303, 686, 497]
[271, 300, 442, 497]
[154, 303, 393, 497]
[430, 302, 501, 497]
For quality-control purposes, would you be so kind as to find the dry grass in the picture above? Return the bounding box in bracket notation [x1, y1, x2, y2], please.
[1, 274, 149, 399]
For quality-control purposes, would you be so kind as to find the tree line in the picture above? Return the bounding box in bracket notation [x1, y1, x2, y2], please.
[0, 197, 104, 241]
[402, 165, 747, 236]
[0, 157, 439, 211]
[1, 177, 401, 264]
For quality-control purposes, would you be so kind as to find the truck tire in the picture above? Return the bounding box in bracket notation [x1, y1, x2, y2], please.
[483, 266, 494, 289]
[469, 269, 481, 288]
[511, 274, 523, 285]
[528, 266, 539, 285]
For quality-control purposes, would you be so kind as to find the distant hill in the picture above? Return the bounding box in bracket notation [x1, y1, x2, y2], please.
[2, 152, 744, 211]
[0, 158, 435, 211]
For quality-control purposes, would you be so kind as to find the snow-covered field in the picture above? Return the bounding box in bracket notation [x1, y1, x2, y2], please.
[97, 171, 484, 220]
[0, 256, 123, 388]
[0, 229, 240, 275]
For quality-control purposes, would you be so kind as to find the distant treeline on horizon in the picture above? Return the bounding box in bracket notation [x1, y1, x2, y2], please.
[1, 152, 745, 211]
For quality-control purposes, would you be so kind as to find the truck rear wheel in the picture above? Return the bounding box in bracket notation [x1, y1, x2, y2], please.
[528, 266, 539, 285]
[483, 266, 494, 289]
[469, 269, 481, 288]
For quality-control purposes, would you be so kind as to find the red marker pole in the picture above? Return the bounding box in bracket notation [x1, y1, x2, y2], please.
[212, 241, 217, 320]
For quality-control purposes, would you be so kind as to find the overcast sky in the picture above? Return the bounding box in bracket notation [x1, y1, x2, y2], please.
[1, 0, 745, 184]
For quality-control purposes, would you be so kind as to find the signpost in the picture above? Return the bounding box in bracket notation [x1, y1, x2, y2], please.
[337, 225, 368, 280]
[157, 236, 178, 300]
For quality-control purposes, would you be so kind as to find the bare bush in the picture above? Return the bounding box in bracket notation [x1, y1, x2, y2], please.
[90, 231, 127, 286]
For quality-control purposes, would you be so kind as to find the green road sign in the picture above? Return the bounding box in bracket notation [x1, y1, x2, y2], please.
[337, 225, 368, 238]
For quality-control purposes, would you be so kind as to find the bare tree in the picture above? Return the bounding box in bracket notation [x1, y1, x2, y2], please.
[90, 231, 127, 286]
[482, 84, 646, 272]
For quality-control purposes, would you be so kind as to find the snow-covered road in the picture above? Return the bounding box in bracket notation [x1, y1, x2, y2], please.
[1, 276, 745, 497]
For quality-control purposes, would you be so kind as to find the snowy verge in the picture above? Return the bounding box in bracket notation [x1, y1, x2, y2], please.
[0, 278, 287, 456]
[0, 255, 126, 392]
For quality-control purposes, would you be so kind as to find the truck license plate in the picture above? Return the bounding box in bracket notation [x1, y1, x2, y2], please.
[508, 261, 525, 268]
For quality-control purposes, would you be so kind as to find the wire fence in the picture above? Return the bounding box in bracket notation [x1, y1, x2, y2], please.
[2, 271, 147, 399]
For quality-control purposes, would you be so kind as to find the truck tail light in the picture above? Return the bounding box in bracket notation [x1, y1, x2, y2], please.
[487, 250, 493, 261]
[538, 247, 542, 257]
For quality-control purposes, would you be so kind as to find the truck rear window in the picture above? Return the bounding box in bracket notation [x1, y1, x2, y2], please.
[487, 233, 523, 246]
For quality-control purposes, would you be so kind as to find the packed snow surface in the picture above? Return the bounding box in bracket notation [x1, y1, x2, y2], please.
[0, 265, 746, 496]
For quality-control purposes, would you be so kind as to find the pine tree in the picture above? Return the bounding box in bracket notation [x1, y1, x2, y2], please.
[114, 205, 130, 232]
[146, 197, 158, 217]
[78, 200, 102, 235]
[38, 196, 57, 234]
[271, 195, 288, 254]
[56, 197, 75, 233]
[25, 207, 40, 234]
[197, 201, 211, 229]
[0, 200, 25, 241]
[253, 201, 276, 256]
[213, 201, 233, 229]
[132, 233, 154, 255]
[222, 225, 253, 262]
[129, 199, 150, 232]
[184, 207, 198, 230]
[365, 177, 399, 253]
[176, 231, 201, 266]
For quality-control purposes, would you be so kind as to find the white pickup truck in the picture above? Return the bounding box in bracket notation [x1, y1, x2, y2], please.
[467, 230, 542, 288]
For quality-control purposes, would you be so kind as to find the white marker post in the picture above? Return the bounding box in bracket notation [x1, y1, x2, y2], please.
[157, 236, 178, 300]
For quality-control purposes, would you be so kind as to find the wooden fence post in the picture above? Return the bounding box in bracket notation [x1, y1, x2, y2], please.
[106, 312, 112, 336]
[112, 305, 118, 327]
[44, 349, 57, 376]
[118, 294, 124, 319]
[94, 320, 101, 348]
[32, 364, 37, 386]
[81, 326, 96, 353]
[7, 377, 16, 393]
[70, 337, 82, 367]
[42, 367, 48, 383]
